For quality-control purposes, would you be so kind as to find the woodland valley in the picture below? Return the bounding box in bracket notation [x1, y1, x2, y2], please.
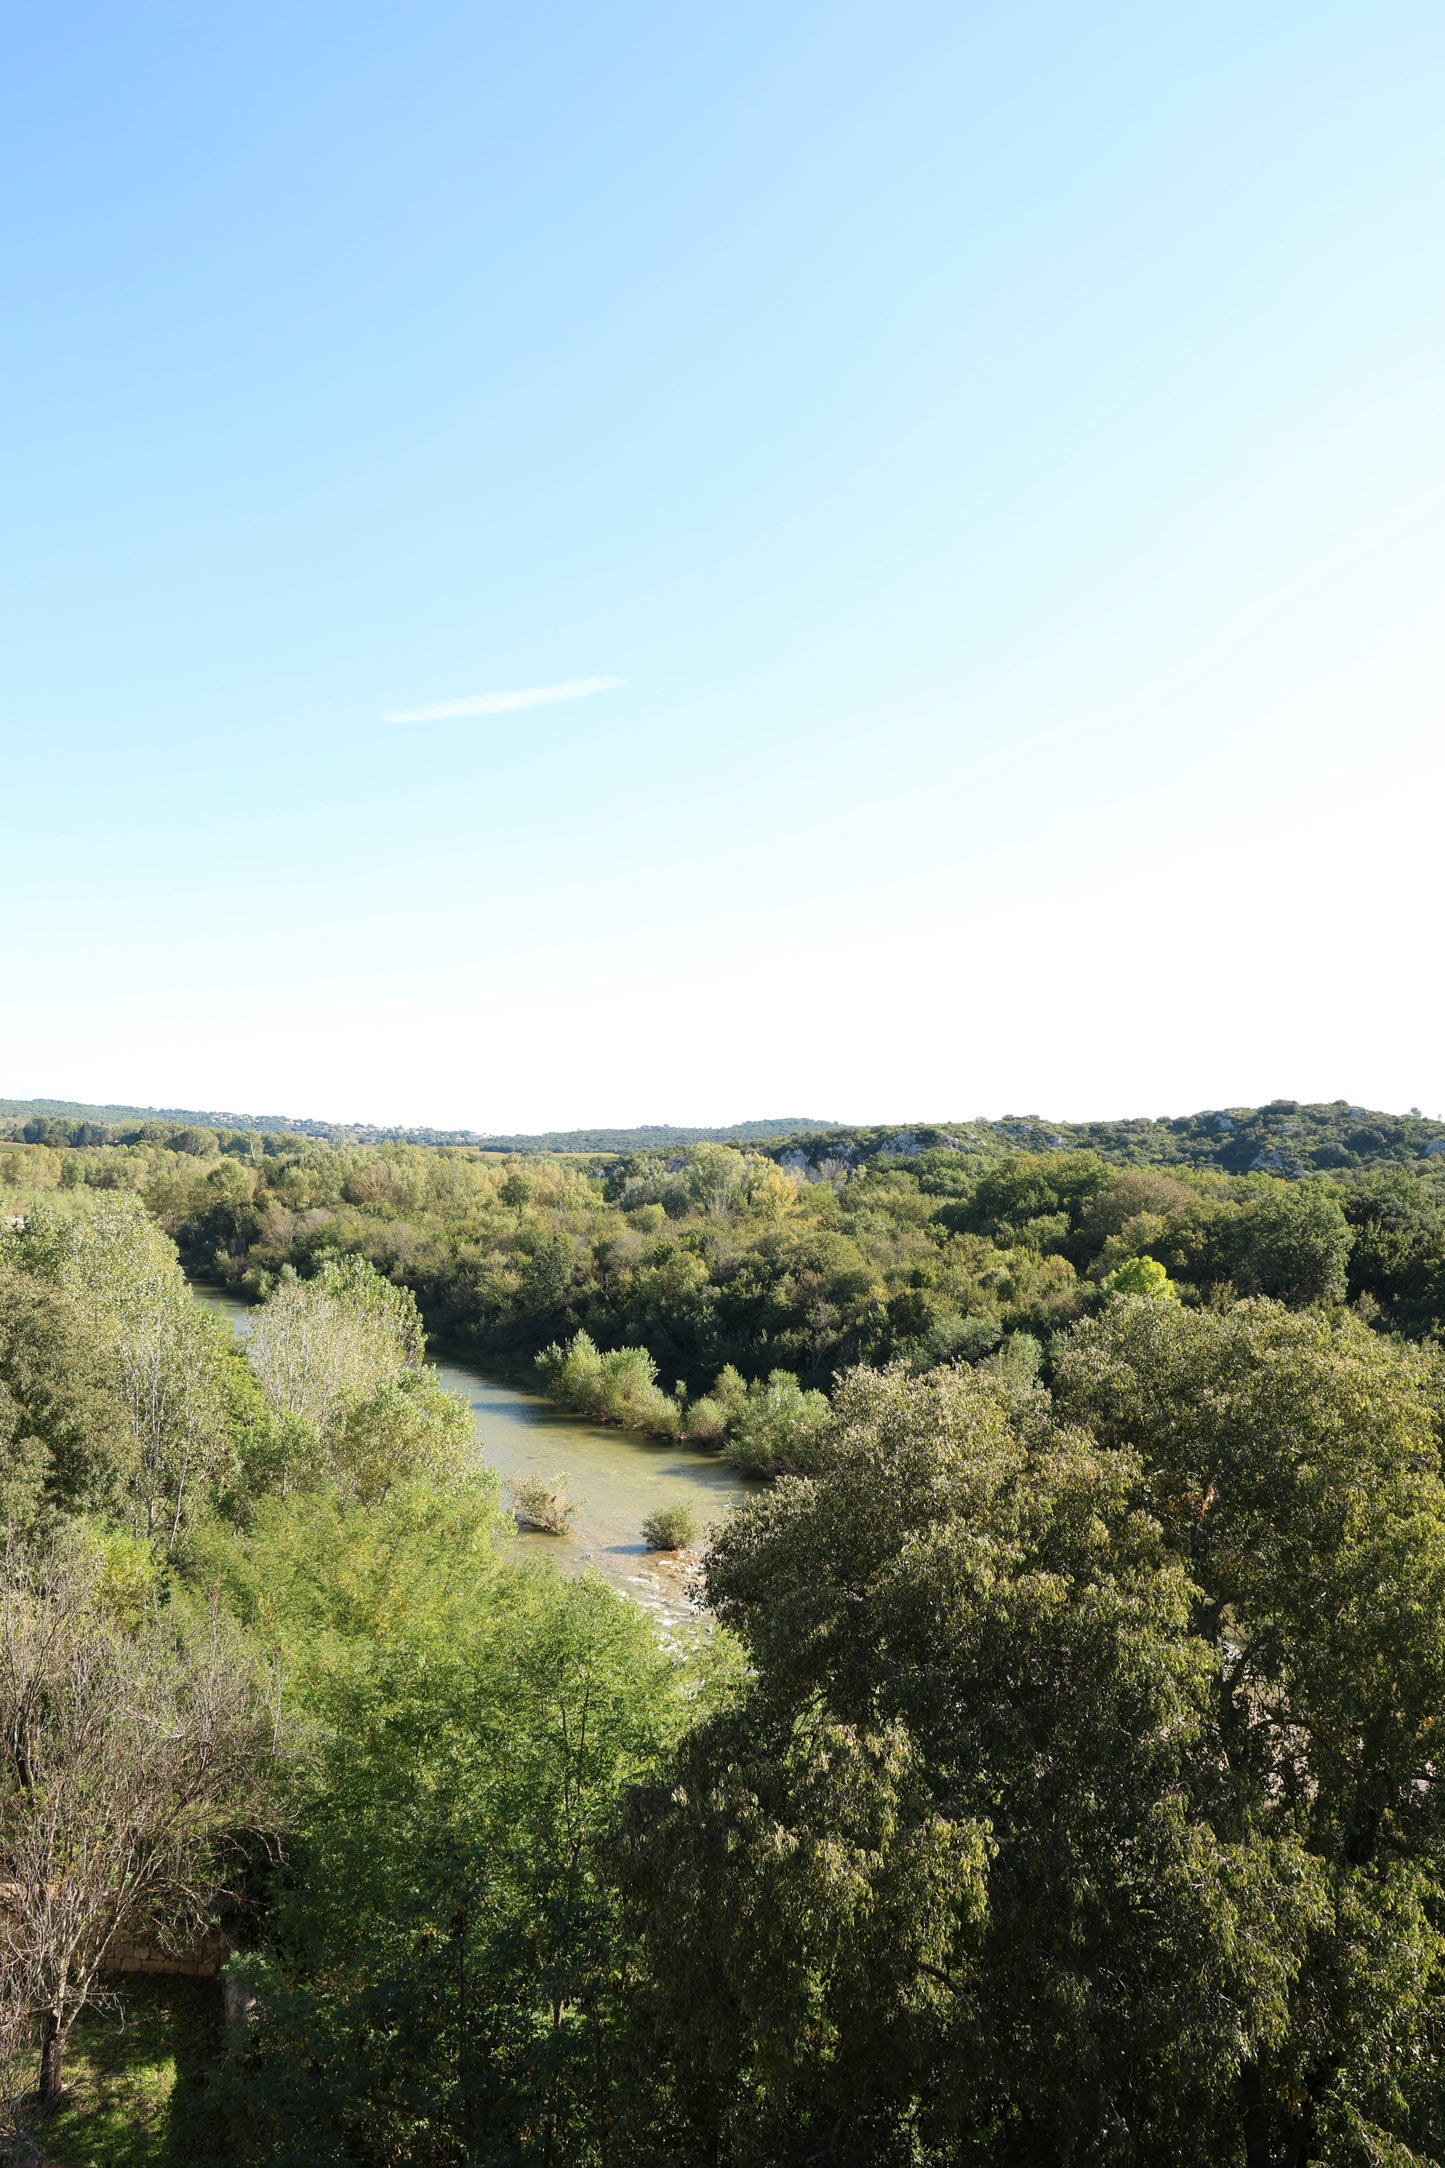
[0, 1097, 1443, 2165]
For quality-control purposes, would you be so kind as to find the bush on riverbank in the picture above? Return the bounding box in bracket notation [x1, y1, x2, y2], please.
[713, 1366, 833, 1475]
[534, 1329, 684, 1436]
[532, 1332, 833, 1475]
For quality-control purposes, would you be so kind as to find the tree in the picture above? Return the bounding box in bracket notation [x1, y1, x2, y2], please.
[1077, 1168, 1201, 1248]
[1100, 1252, 1179, 1300]
[0, 1537, 284, 2102]
[946, 1150, 1112, 1242]
[0, 1148, 59, 1196]
[327, 1369, 472, 1505]
[170, 1126, 221, 1159]
[683, 1146, 750, 1220]
[243, 1255, 457, 1501]
[1055, 1300, 1445, 2164]
[1341, 1173, 1445, 1336]
[222, 1561, 695, 2166]
[520, 1229, 579, 1315]
[0, 1264, 132, 1527]
[619, 1320, 1445, 2166]
[1230, 1182, 1354, 1305]
[246, 1255, 424, 1438]
[3, 1201, 239, 1542]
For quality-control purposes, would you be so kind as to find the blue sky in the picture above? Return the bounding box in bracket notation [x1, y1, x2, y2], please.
[3, 3, 1442, 1129]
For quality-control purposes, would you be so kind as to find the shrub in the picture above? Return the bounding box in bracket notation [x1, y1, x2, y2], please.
[641, 1504, 699, 1551]
[534, 1331, 684, 1437]
[534, 1338, 836, 1469]
[534, 1330, 604, 1407]
[683, 1394, 727, 1442]
[722, 1371, 833, 1478]
[508, 1473, 578, 1534]
[595, 1344, 678, 1434]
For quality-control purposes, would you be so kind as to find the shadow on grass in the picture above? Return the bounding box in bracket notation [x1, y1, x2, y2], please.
[20, 1978, 229, 2168]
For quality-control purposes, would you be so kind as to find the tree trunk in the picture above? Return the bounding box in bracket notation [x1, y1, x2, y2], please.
[36, 2011, 63, 2102]
[1239, 2061, 1272, 2168]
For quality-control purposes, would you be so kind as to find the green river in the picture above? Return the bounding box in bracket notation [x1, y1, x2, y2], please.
[192, 1286, 752, 1629]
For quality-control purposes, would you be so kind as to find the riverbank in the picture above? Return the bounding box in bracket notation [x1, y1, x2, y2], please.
[190, 1284, 750, 1627]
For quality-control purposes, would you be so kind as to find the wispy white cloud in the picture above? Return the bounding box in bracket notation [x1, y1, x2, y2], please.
[381, 676, 623, 724]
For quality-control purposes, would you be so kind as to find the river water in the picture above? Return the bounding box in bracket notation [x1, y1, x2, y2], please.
[191, 1286, 752, 1628]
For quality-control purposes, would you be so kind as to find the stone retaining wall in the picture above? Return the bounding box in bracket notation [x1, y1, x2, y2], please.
[0, 1888, 230, 1982]
[105, 1928, 230, 1980]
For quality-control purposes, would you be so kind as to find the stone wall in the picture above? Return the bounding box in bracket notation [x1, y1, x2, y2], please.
[105, 1927, 230, 1980]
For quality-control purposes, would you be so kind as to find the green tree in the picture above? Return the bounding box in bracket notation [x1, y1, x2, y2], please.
[1055, 1299, 1445, 2164]
[945, 1150, 1112, 1241]
[0, 1265, 131, 1526]
[167, 1125, 218, 1157]
[327, 1369, 472, 1505]
[1100, 1252, 1179, 1300]
[222, 1558, 695, 2166]
[520, 1230, 577, 1315]
[244, 1254, 468, 1504]
[5, 1200, 238, 1543]
[246, 1257, 420, 1438]
[620, 1318, 1445, 2166]
[1341, 1173, 1445, 1335]
[1230, 1182, 1354, 1305]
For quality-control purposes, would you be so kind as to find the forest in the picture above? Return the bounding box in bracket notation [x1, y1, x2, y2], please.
[0, 1103, 1442, 2163]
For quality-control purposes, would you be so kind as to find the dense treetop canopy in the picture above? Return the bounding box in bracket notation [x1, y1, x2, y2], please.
[620, 1313, 1445, 2164]
[1, 1116, 1444, 2160]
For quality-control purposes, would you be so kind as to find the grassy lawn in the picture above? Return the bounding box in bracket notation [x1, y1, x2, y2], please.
[18, 1978, 229, 2168]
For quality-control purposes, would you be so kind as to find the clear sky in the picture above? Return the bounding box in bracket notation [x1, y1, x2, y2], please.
[3, 3, 1442, 1130]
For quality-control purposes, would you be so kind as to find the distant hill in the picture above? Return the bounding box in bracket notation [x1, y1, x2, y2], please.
[468, 1120, 843, 1154]
[3, 1095, 1443, 1173]
[762, 1101, 1445, 1179]
[0, 1097, 324, 1131]
[0, 1099, 839, 1154]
